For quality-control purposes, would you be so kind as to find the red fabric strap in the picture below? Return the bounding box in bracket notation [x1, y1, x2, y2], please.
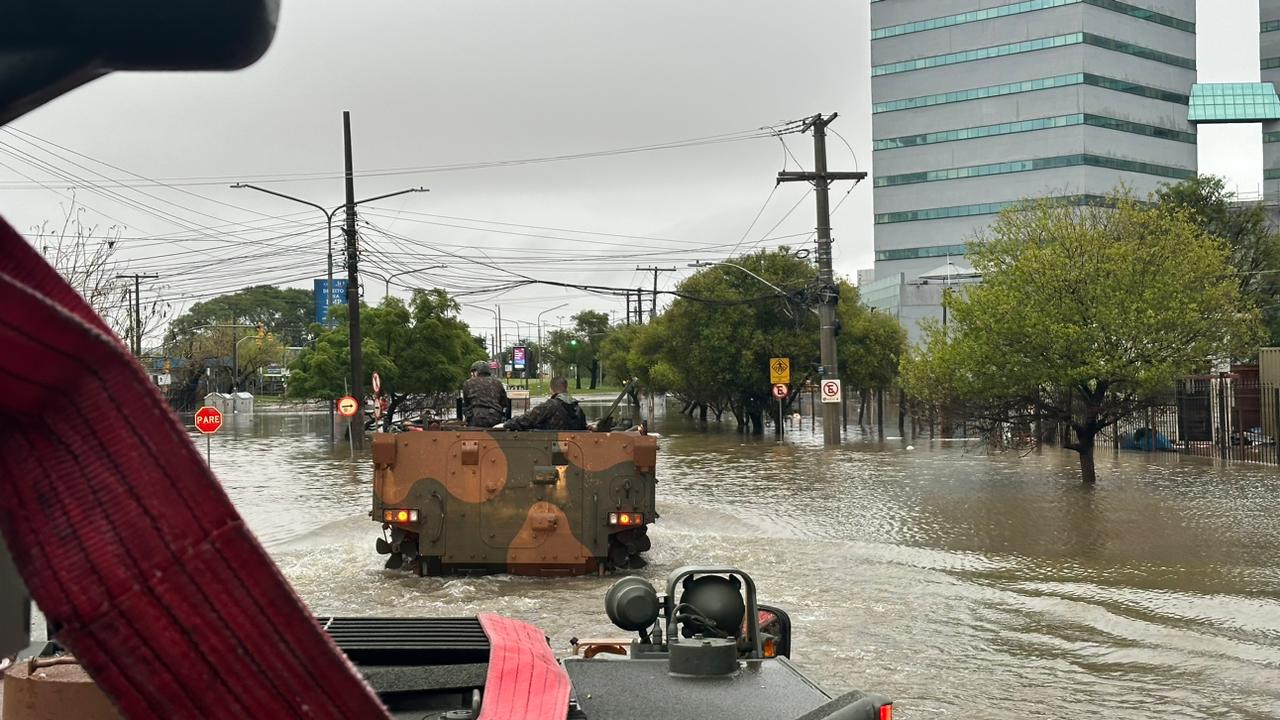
[477, 612, 571, 720]
[0, 218, 389, 719]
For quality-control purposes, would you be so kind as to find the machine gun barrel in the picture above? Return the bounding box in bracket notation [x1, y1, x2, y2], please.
[595, 377, 638, 432]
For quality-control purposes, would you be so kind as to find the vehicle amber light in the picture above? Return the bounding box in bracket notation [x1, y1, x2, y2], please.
[879, 704, 893, 720]
[383, 510, 393, 522]
[762, 637, 776, 658]
[608, 512, 643, 526]
[396, 510, 410, 523]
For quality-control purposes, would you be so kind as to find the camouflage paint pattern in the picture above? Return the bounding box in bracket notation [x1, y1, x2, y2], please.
[372, 429, 657, 576]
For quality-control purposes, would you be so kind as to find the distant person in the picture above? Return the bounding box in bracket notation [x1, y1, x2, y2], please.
[463, 360, 508, 428]
[498, 376, 587, 431]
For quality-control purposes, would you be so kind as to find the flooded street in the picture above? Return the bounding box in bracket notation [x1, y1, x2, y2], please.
[204, 405, 1280, 719]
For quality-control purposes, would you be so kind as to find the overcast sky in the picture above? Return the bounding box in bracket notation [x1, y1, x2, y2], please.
[0, 1, 1266, 346]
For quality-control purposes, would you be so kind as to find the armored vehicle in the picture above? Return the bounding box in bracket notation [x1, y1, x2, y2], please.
[372, 427, 657, 576]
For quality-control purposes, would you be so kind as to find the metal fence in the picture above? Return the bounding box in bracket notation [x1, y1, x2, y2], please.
[1099, 377, 1280, 466]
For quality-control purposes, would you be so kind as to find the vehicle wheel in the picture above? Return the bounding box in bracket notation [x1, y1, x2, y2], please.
[607, 536, 630, 571]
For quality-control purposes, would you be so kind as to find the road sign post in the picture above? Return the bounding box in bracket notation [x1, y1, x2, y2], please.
[820, 379, 843, 404]
[772, 383, 788, 441]
[195, 406, 223, 464]
[337, 395, 360, 460]
[769, 357, 791, 385]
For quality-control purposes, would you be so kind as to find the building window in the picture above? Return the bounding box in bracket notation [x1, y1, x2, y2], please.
[873, 73, 1188, 114]
[874, 114, 1194, 151]
[874, 195, 1109, 225]
[872, 32, 1194, 77]
[875, 245, 973, 262]
[1263, 19, 1280, 33]
[871, 0, 1193, 40]
[874, 154, 1195, 187]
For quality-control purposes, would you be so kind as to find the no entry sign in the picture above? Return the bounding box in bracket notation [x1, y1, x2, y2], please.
[337, 395, 360, 417]
[194, 406, 223, 434]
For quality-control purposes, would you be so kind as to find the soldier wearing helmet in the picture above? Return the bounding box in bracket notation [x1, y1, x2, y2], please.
[497, 376, 587, 432]
[463, 360, 508, 427]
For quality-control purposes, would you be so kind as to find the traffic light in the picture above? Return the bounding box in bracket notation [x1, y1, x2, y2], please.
[569, 338, 578, 347]
[257, 323, 265, 338]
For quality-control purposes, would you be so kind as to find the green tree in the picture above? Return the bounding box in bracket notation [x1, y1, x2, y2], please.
[901, 193, 1261, 484]
[288, 290, 484, 423]
[166, 285, 315, 349]
[542, 310, 611, 389]
[1154, 175, 1280, 347]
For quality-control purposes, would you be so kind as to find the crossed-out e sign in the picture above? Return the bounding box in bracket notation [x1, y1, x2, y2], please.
[820, 379, 842, 404]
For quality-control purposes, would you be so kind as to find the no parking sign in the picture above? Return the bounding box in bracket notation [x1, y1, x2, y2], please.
[820, 379, 842, 404]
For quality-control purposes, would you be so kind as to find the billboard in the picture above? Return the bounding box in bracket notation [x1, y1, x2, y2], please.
[313, 278, 349, 324]
[512, 345, 527, 370]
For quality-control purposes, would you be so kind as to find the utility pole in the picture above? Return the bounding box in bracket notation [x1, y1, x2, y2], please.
[342, 110, 364, 450]
[625, 291, 631, 326]
[116, 273, 158, 356]
[636, 266, 676, 323]
[635, 287, 644, 324]
[776, 113, 866, 446]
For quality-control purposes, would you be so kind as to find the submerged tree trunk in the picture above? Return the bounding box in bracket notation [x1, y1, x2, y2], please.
[748, 409, 764, 435]
[1076, 432, 1097, 484]
[1068, 414, 1100, 484]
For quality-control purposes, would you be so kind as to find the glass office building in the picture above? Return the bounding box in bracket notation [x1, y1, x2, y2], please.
[1264, 0, 1280, 195]
[868, 0, 1198, 337]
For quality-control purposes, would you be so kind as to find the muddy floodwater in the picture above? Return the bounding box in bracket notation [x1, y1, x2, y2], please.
[200, 403, 1280, 719]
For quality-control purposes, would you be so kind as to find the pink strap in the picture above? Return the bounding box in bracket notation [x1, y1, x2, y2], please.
[0, 218, 389, 719]
[477, 612, 571, 720]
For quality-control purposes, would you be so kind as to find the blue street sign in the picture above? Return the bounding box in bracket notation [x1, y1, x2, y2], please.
[314, 278, 349, 324]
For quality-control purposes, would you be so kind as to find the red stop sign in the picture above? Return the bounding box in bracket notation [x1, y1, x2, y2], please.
[195, 406, 223, 434]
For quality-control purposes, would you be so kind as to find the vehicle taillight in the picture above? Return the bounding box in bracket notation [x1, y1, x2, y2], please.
[607, 512, 643, 526]
[879, 704, 893, 720]
[382, 508, 419, 524]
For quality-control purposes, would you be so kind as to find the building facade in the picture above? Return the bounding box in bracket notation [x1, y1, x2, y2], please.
[867, 0, 1198, 338]
[1264, 0, 1280, 197]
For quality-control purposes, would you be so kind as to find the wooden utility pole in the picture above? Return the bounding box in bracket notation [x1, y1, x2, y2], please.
[636, 266, 676, 323]
[342, 111, 364, 450]
[115, 273, 158, 356]
[777, 113, 866, 446]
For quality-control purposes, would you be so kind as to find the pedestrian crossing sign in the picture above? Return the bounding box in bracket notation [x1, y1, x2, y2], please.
[769, 357, 790, 384]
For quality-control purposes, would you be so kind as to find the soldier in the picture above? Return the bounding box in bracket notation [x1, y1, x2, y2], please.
[498, 376, 587, 431]
[463, 360, 508, 427]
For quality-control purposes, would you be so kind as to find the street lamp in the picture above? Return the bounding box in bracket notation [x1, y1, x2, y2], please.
[229, 184, 428, 324]
[689, 260, 799, 318]
[382, 265, 445, 299]
[468, 305, 500, 358]
[536, 303, 568, 379]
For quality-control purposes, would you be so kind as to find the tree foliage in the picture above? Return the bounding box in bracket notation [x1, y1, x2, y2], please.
[543, 309, 612, 388]
[37, 202, 170, 347]
[617, 249, 904, 432]
[1154, 175, 1280, 347]
[901, 192, 1262, 483]
[287, 289, 484, 405]
[166, 284, 315, 349]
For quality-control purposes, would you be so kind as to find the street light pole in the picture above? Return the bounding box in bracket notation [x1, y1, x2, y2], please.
[777, 113, 867, 446]
[537, 303, 567, 389]
[230, 183, 428, 325]
[383, 265, 445, 299]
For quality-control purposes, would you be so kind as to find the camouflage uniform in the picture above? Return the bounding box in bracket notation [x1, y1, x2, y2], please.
[505, 393, 588, 432]
[463, 375, 508, 427]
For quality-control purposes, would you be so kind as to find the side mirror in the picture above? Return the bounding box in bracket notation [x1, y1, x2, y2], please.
[756, 604, 792, 658]
[1, 0, 280, 124]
